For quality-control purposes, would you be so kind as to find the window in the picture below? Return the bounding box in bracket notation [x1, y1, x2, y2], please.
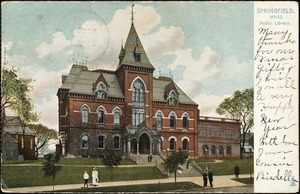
[98, 135, 105, 149]
[97, 83, 106, 99]
[82, 135, 88, 149]
[183, 139, 189, 151]
[132, 79, 144, 103]
[156, 114, 162, 128]
[219, 146, 224, 155]
[226, 146, 231, 155]
[170, 138, 176, 151]
[98, 108, 105, 124]
[203, 145, 209, 155]
[132, 79, 145, 127]
[114, 136, 120, 149]
[135, 53, 141, 62]
[182, 115, 188, 130]
[211, 146, 216, 154]
[81, 106, 89, 124]
[170, 114, 176, 129]
[132, 110, 144, 127]
[114, 110, 120, 126]
[169, 91, 177, 105]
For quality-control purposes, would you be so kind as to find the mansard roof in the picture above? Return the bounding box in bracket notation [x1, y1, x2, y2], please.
[153, 76, 197, 105]
[60, 64, 124, 98]
[117, 23, 154, 70]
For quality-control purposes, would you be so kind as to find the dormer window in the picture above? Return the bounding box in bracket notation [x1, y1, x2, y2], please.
[135, 53, 141, 62]
[97, 83, 106, 99]
[169, 90, 177, 105]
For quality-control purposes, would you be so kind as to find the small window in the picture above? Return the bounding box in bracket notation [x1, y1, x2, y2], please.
[183, 115, 188, 130]
[98, 135, 105, 149]
[169, 91, 177, 105]
[156, 114, 162, 128]
[135, 53, 141, 62]
[82, 135, 89, 149]
[98, 109, 105, 124]
[114, 110, 120, 126]
[170, 115, 176, 129]
[183, 139, 188, 151]
[170, 138, 176, 151]
[81, 106, 89, 124]
[97, 83, 106, 99]
[114, 136, 120, 149]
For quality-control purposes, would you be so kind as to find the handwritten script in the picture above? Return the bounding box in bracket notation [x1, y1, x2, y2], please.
[255, 22, 298, 186]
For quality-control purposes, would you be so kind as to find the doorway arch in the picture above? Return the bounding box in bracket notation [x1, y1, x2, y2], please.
[139, 133, 150, 154]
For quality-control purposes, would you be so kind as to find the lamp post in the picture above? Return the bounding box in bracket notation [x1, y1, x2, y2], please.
[204, 147, 208, 171]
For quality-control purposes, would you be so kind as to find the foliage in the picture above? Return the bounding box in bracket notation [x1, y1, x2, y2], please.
[216, 87, 253, 158]
[163, 150, 187, 188]
[102, 148, 122, 180]
[1, 65, 33, 112]
[28, 124, 58, 159]
[42, 153, 61, 191]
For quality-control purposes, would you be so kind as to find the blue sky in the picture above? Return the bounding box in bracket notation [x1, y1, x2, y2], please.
[2, 1, 254, 130]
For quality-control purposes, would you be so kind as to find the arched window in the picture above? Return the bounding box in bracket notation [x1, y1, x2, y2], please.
[170, 138, 176, 151]
[203, 145, 209, 156]
[132, 79, 144, 103]
[98, 135, 105, 149]
[97, 83, 106, 99]
[114, 135, 120, 149]
[156, 112, 162, 129]
[182, 114, 189, 130]
[219, 146, 224, 155]
[114, 109, 120, 126]
[170, 113, 176, 129]
[211, 146, 216, 154]
[81, 106, 89, 124]
[98, 108, 105, 124]
[82, 134, 88, 149]
[169, 91, 177, 105]
[182, 139, 189, 151]
[226, 146, 231, 155]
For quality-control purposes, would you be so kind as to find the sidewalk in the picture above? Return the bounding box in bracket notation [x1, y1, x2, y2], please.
[2, 174, 252, 193]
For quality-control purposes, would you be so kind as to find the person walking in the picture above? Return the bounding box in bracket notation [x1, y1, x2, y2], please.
[234, 164, 240, 179]
[92, 167, 99, 186]
[203, 170, 208, 188]
[186, 158, 189, 169]
[83, 171, 89, 188]
[208, 169, 213, 187]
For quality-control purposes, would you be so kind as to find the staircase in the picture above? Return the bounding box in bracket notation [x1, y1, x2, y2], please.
[129, 154, 165, 165]
[169, 162, 202, 178]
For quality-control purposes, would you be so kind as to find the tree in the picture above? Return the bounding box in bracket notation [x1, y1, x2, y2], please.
[102, 148, 122, 180]
[1, 65, 33, 112]
[163, 150, 187, 189]
[42, 153, 61, 191]
[216, 87, 253, 159]
[28, 124, 58, 159]
[2, 65, 38, 160]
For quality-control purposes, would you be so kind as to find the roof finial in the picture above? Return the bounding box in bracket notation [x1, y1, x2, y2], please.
[131, 3, 135, 24]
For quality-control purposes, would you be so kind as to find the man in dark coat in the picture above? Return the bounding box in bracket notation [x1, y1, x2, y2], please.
[208, 169, 213, 187]
[234, 164, 240, 179]
[203, 171, 208, 187]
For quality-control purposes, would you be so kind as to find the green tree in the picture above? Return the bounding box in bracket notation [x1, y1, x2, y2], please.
[28, 124, 58, 159]
[42, 153, 61, 191]
[102, 148, 122, 180]
[1, 65, 38, 160]
[216, 87, 253, 159]
[163, 150, 187, 189]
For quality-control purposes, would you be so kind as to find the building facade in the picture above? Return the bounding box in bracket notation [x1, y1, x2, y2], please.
[57, 22, 240, 159]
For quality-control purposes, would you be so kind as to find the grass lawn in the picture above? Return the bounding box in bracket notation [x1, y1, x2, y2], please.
[194, 158, 254, 176]
[2, 166, 167, 188]
[233, 177, 254, 185]
[55, 182, 201, 192]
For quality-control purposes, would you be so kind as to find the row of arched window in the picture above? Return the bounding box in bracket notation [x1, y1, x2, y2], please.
[80, 105, 121, 125]
[203, 145, 232, 155]
[168, 137, 189, 151]
[81, 134, 121, 149]
[156, 112, 189, 130]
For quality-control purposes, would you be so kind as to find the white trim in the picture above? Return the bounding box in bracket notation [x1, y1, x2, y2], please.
[181, 137, 190, 142]
[168, 136, 177, 141]
[130, 76, 148, 92]
[168, 111, 178, 118]
[97, 105, 107, 113]
[155, 110, 164, 117]
[80, 104, 91, 112]
[181, 112, 190, 119]
[113, 107, 122, 115]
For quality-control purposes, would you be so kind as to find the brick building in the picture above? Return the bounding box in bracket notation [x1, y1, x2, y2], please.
[57, 22, 240, 159]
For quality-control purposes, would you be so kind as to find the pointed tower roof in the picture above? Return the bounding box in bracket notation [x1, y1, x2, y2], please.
[116, 23, 154, 70]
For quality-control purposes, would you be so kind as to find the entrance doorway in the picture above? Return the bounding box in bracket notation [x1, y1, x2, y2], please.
[139, 133, 150, 154]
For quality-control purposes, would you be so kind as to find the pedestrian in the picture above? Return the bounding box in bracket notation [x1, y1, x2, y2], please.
[186, 158, 189, 169]
[234, 164, 240, 179]
[92, 167, 99, 186]
[147, 154, 150, 162]
[83, 171, 89, 188]
[150, 153, 153, 162]
[203, 170, 208, 188]
[208, 169, 213, 187]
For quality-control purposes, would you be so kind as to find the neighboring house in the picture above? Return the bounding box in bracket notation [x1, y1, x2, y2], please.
[2, 116, 36, 160]
[243, 145, 254, 159]
[2, 132, 19, 160]
[57, 18, 241, 159]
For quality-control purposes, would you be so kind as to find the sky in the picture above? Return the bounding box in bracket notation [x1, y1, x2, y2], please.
[1, 1, 254, 131]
